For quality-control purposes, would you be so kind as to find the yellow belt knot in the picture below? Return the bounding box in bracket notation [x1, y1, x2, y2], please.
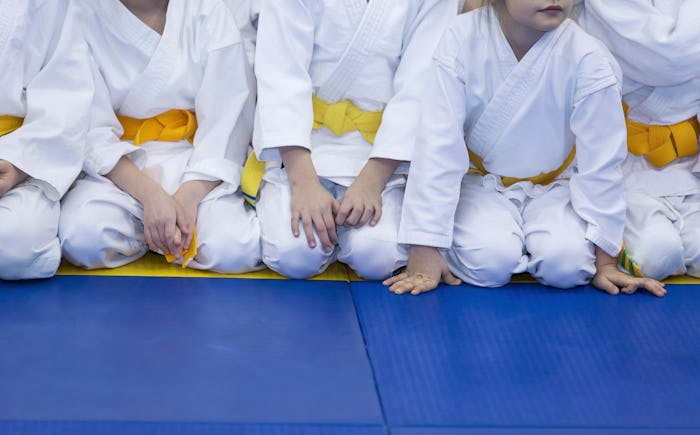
[312, 95, 383, 144]
[118, 109, 197, 146]
[624, 104, 699, 167]
[0, 115, 24, 137]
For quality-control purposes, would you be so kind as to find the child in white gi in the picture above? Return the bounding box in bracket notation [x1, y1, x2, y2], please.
[385, 0, 666, 296]
[60, 0, 262, 273]
[576, 0, 700, 281]
[0, 0, 91, 280]
[251, 0, 460, 279]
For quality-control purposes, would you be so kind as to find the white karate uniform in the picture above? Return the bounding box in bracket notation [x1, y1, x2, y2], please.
[253, 0, 459, 279]
[0, 0, 91, 280]
[60, 0, 262, 273]
[221, 0, 259, 68]
[400, 12, 627, 288]
[577, 0, 700, 279]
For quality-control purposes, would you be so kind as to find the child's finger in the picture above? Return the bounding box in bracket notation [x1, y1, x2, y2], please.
[443, 271, 461, 286]
[643, 279, 667, 298]
[346, 204, 364, 227]
[620, 283, 637, 294]
[312, 213, 333, 251]
[335, 201, 352, 226]
[383, 272, 409, 286]
[368, 202, 382, 227]
[301, 213, 317, 248]
[321, 208, 338, 245]
[390, 280, 415, 295]
[356, 204, 373, 227]
[596, 278, 620, 295]
[290, 210, 301, 237]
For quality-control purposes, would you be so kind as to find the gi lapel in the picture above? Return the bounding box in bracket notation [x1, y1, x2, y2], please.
[467, 16, 570, 161]
[316, 0, 391, 102]
[114, 0, 178, 115]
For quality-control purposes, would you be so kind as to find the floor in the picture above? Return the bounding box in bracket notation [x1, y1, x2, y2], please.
[1, 255, 698, 434]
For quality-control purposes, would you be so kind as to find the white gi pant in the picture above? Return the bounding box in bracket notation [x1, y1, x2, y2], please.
[257, 167, 408, 280]
[625, 191, 700, 280]
[59, 141, 263, 273]
[0, 180, 61, 280]
[446, 174, 596, 288]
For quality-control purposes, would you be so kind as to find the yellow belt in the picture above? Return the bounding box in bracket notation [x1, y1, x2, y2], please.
[240, 95, 384, 207]
[118, 110, 198, 267]
[468, 146, 576, 187]
[624, 104, 700, 167]
[118, 109, 197, 146]
[0, 115, 23, 137]
[618, 243, 643, 277]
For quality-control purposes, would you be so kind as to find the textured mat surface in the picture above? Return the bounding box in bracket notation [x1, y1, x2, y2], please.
[0, 421, 386, 435]
[0, 277, 381, 425]
[352, 282, 700, 430]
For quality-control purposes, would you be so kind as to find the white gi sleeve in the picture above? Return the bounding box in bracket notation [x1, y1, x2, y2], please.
[569, 53, 628, 256]
[252, 0, 315, 162]
[185, 5, 255, 190]
[82, 55, 139, 178]
[371, 0, 459, 163]
[0, 1, 93, 200]
[398, 28, 469, 249]
[581, 0, 700, 86]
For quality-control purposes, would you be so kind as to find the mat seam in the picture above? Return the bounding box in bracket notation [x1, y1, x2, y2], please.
[348, 282, 391, 435]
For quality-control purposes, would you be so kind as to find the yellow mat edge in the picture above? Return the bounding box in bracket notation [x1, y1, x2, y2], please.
[55, 254, 700, 285]
[56, 253, 351, 282]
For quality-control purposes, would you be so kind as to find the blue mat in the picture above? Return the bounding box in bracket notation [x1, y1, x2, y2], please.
[2, 276, 699, 433]
[351, 282, 700, 431]
[0, 421, 385, 435]
[0, 277, 382, 426]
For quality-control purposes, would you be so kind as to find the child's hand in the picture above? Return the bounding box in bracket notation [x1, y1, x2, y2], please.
[592, 247, 666, 297]
[289, 181, 340, 252]
[172, 181, 209, 257]
[336, 157, 400, 228]
[0, 160, 28, 197]
[336, 177, 383, 228]
[279, 147, 340, 252]
[141, 187, 182, 256]
[383, 245, 461, 295]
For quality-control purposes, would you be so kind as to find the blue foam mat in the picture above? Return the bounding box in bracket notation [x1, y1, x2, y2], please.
[352, 282, 700, 430]
[0, 276, 382, 425]
[0, 421, 385, 435]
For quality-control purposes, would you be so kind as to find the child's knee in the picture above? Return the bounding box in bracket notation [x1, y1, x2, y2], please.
[262, 235, 330, 279]
[528, 238, 595, 288]
[0, 203, 60, 279]
[196, 225, 262, 274]
[630, 232, 685, 280]
[682, 227, 700, 278]
[338, 236, 407, 280]
[447, 236, 524, 287]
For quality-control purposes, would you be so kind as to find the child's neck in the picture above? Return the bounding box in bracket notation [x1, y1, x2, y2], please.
[496, 7, 546, 61]
[120, 0, 169, 35]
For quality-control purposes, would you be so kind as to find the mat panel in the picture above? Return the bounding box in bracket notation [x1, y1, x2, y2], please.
[0, 277, 381, 424]
[0, 421, 385, 435]
[352, 282, 700, 429]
